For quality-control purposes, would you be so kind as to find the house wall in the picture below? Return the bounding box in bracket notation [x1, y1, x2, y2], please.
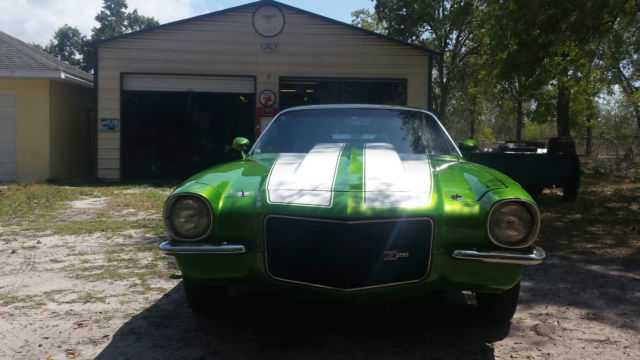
[49, 80, 94, 181]
[96, 4, 432, 180]
[0, 79, 50, 182]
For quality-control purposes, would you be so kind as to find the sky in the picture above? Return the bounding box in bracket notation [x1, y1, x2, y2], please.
[0, 0, 374, 46]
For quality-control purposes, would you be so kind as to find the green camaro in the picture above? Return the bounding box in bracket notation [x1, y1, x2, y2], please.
[160, 105, 545, 322]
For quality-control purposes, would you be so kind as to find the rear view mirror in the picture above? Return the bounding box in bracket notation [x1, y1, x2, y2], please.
[232, 137, 251, 159]
[459, 139, 478, 154]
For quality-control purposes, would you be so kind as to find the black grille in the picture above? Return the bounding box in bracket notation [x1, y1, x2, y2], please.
[265, 216, 432, 290]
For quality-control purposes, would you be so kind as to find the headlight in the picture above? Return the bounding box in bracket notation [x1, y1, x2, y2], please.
[164, 195, 212, 241]
[487, 200, 540, 248]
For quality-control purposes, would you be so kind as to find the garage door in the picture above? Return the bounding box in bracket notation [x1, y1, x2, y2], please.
[122, 74, 254, 93]
[0, 90, 17, 182]
[120, 75, 256, 180]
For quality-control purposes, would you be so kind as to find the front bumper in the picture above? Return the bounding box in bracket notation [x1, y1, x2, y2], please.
[452, 246, 545, 265]
[159, 241, 246, 255]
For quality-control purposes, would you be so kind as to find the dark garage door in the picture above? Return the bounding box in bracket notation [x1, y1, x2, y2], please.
[121, 91, 255, 181]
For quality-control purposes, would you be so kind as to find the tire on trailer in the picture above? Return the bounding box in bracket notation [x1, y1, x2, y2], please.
[476, 281, 520, 323]
[562, 153, 581, 202]
[183, 278, 228, 314]
[562, 183, 580, 202]
[528, 186, 544, 200]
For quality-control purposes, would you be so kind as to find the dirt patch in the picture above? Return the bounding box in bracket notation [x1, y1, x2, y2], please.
[68, 197, 109, 210]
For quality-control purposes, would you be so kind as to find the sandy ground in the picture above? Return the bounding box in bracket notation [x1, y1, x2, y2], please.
[0, 196, 639, 359]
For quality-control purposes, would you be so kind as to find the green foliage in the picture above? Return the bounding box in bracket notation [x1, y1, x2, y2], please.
[91, 0, 158, 40]
[45, 25, 85, 67]
[599, 0, 640, 129]
[350, 9, 386, 33]
[374, 0, 483, 125]
[37, 0, 159, 72]
[363, 0, 640, 140]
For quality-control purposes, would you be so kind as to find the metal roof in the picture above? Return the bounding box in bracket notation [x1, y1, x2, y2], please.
[0, 30, 93, 86]
[92, 0, 441, 56]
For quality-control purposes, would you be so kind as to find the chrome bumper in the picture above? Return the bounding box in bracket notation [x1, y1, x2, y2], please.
[159, 241, 246, 255]
[452, 246, 546, 265]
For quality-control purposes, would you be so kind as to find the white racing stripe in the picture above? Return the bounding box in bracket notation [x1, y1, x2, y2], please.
[267, 143, 344, 207]
[363, 143, 432, 208]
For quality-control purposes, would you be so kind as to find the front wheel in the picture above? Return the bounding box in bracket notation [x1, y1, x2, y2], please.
[183, 278, 228, 314]
[475, 282, 520, 323]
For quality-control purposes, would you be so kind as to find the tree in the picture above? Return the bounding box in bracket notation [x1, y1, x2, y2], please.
[44, 25, 85, 67]
[484, 0, 630, 138]
[350, 9, 386, 34]
[38, 0, 160, 72]
[90, 0, 159, 40]
[600, 0, 640, 130]
[126, 9, 161, 32]
[83, 0, 159, 72]
[374, 0, 483, 126]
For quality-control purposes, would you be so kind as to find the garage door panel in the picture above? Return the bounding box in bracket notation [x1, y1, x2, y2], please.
[0, 90, 17, 181]
[122, 74, 254, 93]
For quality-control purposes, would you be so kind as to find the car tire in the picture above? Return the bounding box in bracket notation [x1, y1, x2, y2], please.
[183, 278, 228, 314]
[476, 281, 520, 323]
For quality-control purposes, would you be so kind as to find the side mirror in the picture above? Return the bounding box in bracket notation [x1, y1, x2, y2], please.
[232, 137, 251, 159]
[459, 139, 478, 154]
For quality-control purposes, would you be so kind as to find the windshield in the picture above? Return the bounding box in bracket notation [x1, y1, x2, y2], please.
[253, 108, 460, 156]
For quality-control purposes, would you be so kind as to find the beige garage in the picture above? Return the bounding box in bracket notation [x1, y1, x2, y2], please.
[94, 0, 439, 181]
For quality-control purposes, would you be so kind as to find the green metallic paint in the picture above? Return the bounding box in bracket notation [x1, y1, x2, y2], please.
[459, 139, 479, 153]
[166, 142, 537, 296]
[232, 137, 251, 159]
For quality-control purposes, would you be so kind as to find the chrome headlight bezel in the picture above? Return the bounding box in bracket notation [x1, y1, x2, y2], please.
[487, 199, 540, 249]
[163, 194, 213, 242]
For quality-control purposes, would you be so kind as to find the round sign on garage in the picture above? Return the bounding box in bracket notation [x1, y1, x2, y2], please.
[252, 5, 285, 37]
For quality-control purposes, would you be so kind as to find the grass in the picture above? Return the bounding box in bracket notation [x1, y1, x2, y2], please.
[0, 183, 172, 236]
[72, 292, 107, 304]
[0, 292, 47, 309]
[59, 242, 173, 290]
[0, 184, 91, 219]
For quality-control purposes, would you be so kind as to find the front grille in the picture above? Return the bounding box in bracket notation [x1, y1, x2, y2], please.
[265, 216, 432, 290]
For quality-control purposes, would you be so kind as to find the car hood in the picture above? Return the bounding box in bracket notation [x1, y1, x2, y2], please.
[186, 143, 507, 211]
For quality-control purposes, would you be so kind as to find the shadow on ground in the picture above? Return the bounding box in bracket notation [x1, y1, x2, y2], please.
[95, 251, 640, 360]
[96, 288, 508, 360]
[520, 255, 640, 333]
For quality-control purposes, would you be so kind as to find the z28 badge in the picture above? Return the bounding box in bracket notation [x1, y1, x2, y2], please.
[383, 251, 410, 261]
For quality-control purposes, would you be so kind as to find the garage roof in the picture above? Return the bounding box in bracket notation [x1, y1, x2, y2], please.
[92, 0, 441, 56]
[0, 30, 93, 87]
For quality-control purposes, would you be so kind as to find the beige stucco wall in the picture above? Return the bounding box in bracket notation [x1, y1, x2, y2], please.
[0, 79, 50, 182]
[49, 80, 94, 181]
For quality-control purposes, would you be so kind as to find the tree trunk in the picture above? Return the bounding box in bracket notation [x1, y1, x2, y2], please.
[556, 80, 571, 137]
[469, 114, 475, 139]
[586, 114, 592, 155]
[515, 97, 523, 140]
[435, 58, 448, 123]
[438, 82, 448, 123]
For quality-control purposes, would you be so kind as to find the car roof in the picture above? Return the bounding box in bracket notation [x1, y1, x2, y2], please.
[280, 104, 431, 113]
